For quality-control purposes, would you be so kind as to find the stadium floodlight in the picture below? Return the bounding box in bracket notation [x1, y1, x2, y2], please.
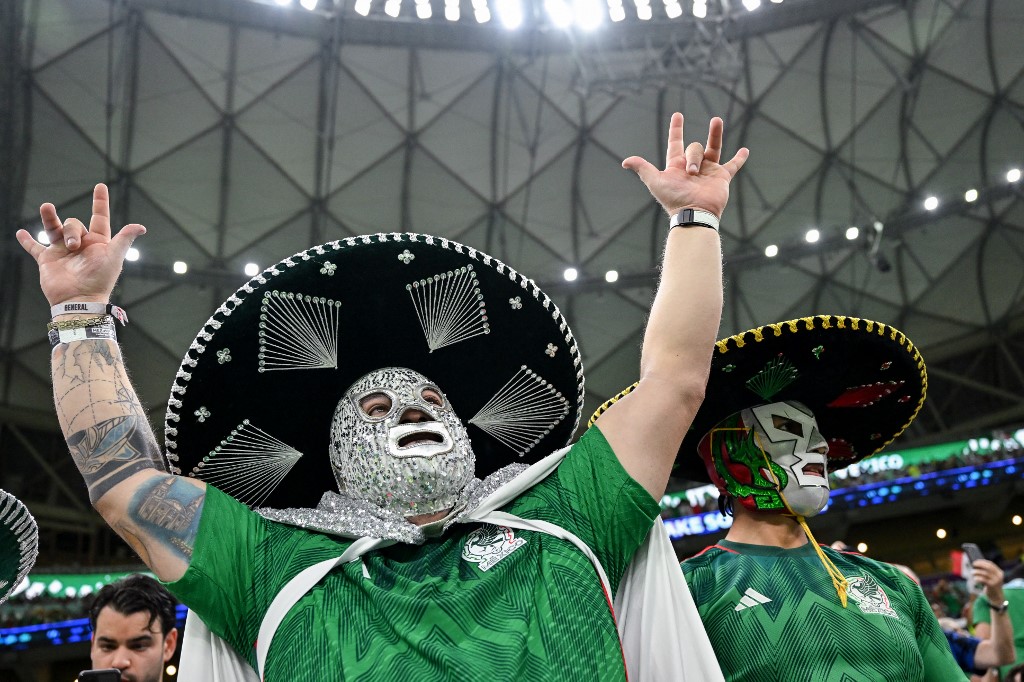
[765, 244, 778, 258]
[475, 5, 491, 21]
[563, 267, 579, 282]
[36, 230, 49, 245]
[244, 263, 259, 276]
[605, 270, 619, 283]
[384, 0, 400, 16]
[692, 1, 706, 17]
[742, 0, 760, 9]
[664, 0, 682, 18]
[964, 188, 978, 202]
[609, 5, 625, 20]
[445, 0, 460, 20]
[415, 0, 432, 18]
[173, 261, 188, 274]
[496, 0, 523, 28]
[126, 247, 141, 262]
[274, 0, 292, 5]
[636, 3, 652, 18]
[845, 226, 859, 241]
[354, 0, 372, 14]
[573, 0, 604, 30]
[299, 0, 317, 9]
[923, 196, 939, 211]
[805, 228, 819, 243]
[545, 0, 574, 27]
[1008, 168, 1022, 183]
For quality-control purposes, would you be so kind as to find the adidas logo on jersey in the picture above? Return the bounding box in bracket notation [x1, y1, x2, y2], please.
[734, 588, 773, 611]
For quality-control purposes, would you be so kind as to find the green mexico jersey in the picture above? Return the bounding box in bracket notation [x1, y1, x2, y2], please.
[973, 578, 1024, 678]
[167, 426, 659, 680]
[681, 540, 967, 682]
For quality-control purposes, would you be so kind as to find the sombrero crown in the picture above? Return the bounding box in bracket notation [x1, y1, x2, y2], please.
[0, 489, 38, 604]
[165, 234, 585, 509]
[591, 315, 927, 482]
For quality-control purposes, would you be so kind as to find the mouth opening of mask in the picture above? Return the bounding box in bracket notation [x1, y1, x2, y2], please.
[398, 430, 445, 448]
[802, 462, 826, 478]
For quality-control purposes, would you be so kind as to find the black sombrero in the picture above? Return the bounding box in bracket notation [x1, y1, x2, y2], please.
[590, 315, 927, 482]
[0, 489, 39, 604]
[165, 233, 585, 509]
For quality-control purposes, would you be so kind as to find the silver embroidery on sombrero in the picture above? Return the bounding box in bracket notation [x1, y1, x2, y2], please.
[0, 490, 39, 604]
[190, 419, 303, 508]
[258, 291, 341, 373]
[407, 265, 490, 353]
[257, 462, 528, 544]
[469, 365, 570, 457]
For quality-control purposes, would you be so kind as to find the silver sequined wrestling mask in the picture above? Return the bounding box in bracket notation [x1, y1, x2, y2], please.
[329, 367, 475, 518]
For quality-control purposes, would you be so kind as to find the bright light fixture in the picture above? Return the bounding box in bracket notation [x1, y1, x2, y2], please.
[1013, 514, 1022, 526]
[496, 0, 523, 28]
[274, 0, 291, 5]
[173, 261, 188, 275]
[936, 528, 947, 539]
[244, 263, 260, 277]
[563, 267, 579, 282]
[692, 1, 706, 17]
[923, 196, 939, 211]
[964, 188, 978, 202]
[1008, 168, 1022, 183]
[856, 542, 867, 553]
[805, 229, 820, 243]
[742, 0, 760, 9]
[445, 2, 460, 19]
[166, 665, 178, 676]
[475, 5, 491, 21]
[664, 0, 682, 18]
[609, 5, 625, 20]
[299, 0, 317, 9]
[384, 0, 400, 16]
[605, 270, 619, 283]
[125, 247, 140, 262]
[636, 3, 652, 18]
[765, 244, 778, 258]
[574, 0, 604, 30]
[36, 230, 49, 245]
[416, 0, 432, 19]
[845, 226, 859, 240]
[354, 0, 372, 14]
[545, 0, 573, 26]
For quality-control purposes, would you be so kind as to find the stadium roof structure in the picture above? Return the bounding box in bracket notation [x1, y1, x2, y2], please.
[0, 0, 1022, 557]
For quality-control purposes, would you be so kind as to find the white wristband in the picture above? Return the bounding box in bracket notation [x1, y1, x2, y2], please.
[48, 321, 118, 350]
[50, 301, 128, 325]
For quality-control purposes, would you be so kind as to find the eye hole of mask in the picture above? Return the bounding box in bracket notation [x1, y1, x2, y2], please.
[771, 414, 804, 437]
[359, 392, 393, 419]
[420, 386, 445, 408]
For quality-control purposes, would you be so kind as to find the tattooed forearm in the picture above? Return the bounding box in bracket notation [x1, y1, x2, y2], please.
[127, 476, 204, 562]
[66, 415, 166, 504]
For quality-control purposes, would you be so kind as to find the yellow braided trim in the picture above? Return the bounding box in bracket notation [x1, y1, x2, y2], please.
[587, 381, 639, 427]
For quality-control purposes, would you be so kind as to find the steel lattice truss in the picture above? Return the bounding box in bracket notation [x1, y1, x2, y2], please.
[0, 0, 1022, 559]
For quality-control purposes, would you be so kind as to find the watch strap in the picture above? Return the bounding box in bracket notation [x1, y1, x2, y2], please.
[992, 599, 1010, 614]
[669, 208, 720, 232]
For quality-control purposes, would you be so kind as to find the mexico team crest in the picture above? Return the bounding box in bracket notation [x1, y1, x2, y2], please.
[845, 574, 899, 619]
[462, 525, 526, 571]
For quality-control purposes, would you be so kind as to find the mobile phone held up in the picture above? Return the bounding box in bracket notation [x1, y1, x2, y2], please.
[962, 543, 985, 592]
[78, 669, 121, 682]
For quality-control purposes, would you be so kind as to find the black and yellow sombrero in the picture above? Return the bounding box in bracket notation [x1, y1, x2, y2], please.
[164, 233, 585, 510]
[590, 315, 927, 482]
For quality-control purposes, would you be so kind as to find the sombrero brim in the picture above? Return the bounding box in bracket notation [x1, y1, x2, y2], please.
[590, 315, 927, 482]
[0, 489, 39, 605]
[165, 234, 584, 510]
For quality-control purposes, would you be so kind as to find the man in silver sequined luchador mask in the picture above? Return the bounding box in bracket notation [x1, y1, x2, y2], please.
[329, 367, 475, 523]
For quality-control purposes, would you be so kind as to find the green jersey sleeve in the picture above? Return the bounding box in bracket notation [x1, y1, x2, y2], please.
[163, 485, 350, 664]
[973, 594, 991, 624]
[502, 425, 661, 594]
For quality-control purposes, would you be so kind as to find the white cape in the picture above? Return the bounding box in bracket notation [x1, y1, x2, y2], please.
[179, 447, 724, 681]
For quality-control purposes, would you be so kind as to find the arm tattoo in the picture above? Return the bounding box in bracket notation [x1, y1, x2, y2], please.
[67, 415, 166, 504]
[128, 476, 205, 561]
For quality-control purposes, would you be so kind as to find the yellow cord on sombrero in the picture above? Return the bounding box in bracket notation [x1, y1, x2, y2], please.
[753, 433, 849, 608]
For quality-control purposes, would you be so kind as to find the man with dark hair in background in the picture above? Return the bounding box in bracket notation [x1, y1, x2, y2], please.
[87, 574, 178, 682]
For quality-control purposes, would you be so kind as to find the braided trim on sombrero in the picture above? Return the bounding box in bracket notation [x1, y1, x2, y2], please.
[162, 232, 586, 474]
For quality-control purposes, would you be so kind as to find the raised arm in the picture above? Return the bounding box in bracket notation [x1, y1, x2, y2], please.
[971, 560, 1015, 669]
[595, 113, 748, 499]
[16, 184, 203, 582]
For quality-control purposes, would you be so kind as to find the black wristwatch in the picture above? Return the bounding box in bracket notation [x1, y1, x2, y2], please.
[992, 599, 1010, 614]
[669, 208, 720, 232]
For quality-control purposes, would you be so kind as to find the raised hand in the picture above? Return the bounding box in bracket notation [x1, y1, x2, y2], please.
[16, 184, 146, 307]
[622, 113, 749, 219]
